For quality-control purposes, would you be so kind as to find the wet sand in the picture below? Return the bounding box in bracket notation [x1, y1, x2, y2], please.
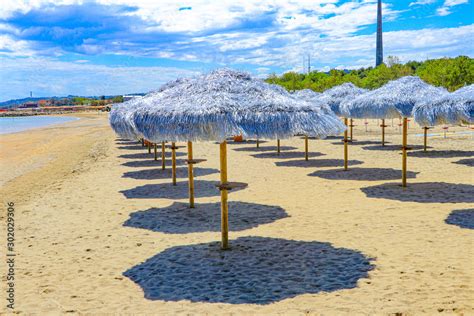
[0, 115, 473, 315]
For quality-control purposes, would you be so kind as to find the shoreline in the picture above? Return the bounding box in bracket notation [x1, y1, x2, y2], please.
[0, 115, 81, 135]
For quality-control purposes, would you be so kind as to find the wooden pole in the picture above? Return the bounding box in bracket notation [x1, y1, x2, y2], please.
[187, 141, 195, 208]
[381, 119, 386, 146]
[148, 141, 151, 154]
[154, 143, 158, 161]
[304, 135, 309, 161]
[423, 127, 428, 152]
[402, 117, 408, 187]
[350, 119, 354, 140]
[256, 138, 260, 148]
[171, 142, 177, 185]
[220, 141, 229, 250]
[277, 139, 280, 155]
[161, 141, 166, 170]
[141, 138, 145, 147]
[344, 118, 348, 171]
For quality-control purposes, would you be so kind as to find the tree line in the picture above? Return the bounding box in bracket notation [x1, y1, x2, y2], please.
[265, 56, 473, 92]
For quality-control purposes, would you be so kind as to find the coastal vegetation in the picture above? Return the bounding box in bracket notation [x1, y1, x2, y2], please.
[266, 56, 474, 92]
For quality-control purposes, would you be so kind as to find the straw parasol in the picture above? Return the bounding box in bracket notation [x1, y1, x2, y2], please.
[323, 83, 367, 117]
[109, 97, 145, 141]
[292, 89, 332, 113]
[321, 83, 367, 170]
[413, 84, 473, 150]
[239, 85, 345, 160]
[134, 68, 345, 249]
[341, 76, 446, 186]
[292, 89, 337, 159]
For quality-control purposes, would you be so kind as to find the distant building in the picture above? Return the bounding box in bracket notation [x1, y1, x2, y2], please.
[18, 101, 39, 109]
[38, 99, 52, 107]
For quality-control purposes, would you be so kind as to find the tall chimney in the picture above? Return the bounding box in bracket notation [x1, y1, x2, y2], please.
[376, 0, 383, 67]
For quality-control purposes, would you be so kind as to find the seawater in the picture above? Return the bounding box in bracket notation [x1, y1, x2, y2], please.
[0, 116, 79, 134]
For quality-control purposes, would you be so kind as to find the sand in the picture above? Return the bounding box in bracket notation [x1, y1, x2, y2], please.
[0, 114, 473, 315]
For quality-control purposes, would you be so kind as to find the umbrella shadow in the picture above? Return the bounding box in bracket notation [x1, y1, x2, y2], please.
[275, 159, 364, 168]
[408, 150, 474, 158]
[124, 202, 289, 234]
[123, 236, 374, 305]
[361, 182, 474, 203]
[117, 145, 151, 151]
[323, 135, 344, 140]
[122, 167, 219, 180]
[233, 146, 297, 153]
[445, 209, 474, 229]
[331, 140, 390, 146]
[453, 158, 474, 167]
[119, 152, 186, 160]
[251, 151, 325, 159]
[120, 180, 244, 199]
[309, 168, 418, 181]
[122, 159, 186, 168]
[361, 144, 426, 151]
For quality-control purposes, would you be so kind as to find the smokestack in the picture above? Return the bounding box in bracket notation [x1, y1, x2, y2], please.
[376, 0, 383, 67]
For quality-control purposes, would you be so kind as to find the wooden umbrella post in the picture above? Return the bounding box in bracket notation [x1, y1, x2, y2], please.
[344, 118, 348, 171]
[171, 142, 177, 185]
[350, 119, 354, 141]
[402, 117, 408, 187]
[154, 143, 158, 161]
[219, 141, 229, 250]
[161, 141, 166, 170]
[304, 135, 309, 161]
[423, 127, 428, 151]
[277, 139, 280, 155]
[381, 119, 386, 146]
[141, 138, 145, 147]
[256, 138, 260, 148]
[187, 141, 195, 208]
[148, 141, 152, 154]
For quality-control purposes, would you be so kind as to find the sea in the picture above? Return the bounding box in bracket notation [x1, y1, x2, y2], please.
[0, 116, 79, 134]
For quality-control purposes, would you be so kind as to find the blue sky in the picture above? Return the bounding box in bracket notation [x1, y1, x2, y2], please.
[0, 0, 472, 101]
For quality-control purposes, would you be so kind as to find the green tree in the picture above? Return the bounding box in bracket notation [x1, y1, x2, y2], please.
[112, 95, 124, 103]
[415, 56, 474, 91]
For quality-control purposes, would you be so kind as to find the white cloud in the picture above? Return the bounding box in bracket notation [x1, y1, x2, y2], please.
[209, 24, 474, 71]
[409, 0, 436, 6]
[0, 34, 35, 56]
[0, 57, 200, 100]
[436, 0, 469, 15]
[0, 0, 394, 35]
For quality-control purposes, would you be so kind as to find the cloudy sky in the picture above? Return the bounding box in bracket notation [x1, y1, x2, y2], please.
[0, 0, 472, 101]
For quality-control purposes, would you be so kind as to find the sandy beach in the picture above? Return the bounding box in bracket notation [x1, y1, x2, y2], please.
[1, 113, 473, 315]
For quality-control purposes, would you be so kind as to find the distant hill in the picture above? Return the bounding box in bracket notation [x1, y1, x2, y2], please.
[0, 93, 146, 109]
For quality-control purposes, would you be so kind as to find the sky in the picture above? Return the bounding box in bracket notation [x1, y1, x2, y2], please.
[0, 0, 473, 101]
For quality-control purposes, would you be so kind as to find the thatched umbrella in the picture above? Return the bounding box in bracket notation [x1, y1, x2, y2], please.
[341, 76, 446, 186]
[109, 98, 144, 141]
[413, 84, 473, 150]
[293, 89, 335, 160]
[322, 83, 367, 169]
[134, 68, 344, 249]
[324, 83, 367, 138]
[134, 69, 247, 249]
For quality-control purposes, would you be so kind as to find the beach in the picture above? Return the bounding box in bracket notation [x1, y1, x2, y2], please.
[1, 113, 473, 314]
